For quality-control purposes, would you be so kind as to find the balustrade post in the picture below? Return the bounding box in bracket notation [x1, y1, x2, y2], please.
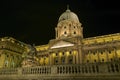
[51, 66, 57, 74]
[18, 68, 22, 75]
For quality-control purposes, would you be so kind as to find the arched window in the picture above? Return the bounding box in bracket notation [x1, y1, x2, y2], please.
[102, 59, 104, 62]
[68, 55, 73, 64]
[94, 59, 96, 62]
[93, 52, 95, 55]
[74, 31, 76, 34]
[101, 51, 103, 54]
[5, 60, 8, 67]
[109, 50, 111, 54]
[69, 24, 71, 27]
[64, 26, 66, 29]
[64, 31, 67, 34]
[69, 51, 72, 54]
[62, 52, 65, 55]
[56, 53, 58, 56]
[69, 58, 73, 64]
[61, 57, 65, 64]
[87, 60, 89, 63]
[7, 55, 9, 57]
[111, 58, 113, 61]
[74, 26, 76, 28]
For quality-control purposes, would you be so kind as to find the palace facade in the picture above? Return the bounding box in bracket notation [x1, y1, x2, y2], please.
[0, 7, 120, 80]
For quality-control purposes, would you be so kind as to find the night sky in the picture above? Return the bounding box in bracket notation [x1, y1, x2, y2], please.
[1, 0, 120, 45]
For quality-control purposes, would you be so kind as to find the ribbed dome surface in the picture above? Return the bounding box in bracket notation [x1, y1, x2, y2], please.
[58, 9, 79, 22]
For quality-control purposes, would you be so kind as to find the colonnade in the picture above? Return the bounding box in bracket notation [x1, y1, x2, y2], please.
[49, 50, 79, 65]
[39, 49, 80, 65]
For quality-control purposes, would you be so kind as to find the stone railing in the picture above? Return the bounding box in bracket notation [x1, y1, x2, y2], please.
[0, 62, 120, 76]
[22, 66, 51, 75]
[0, 68, 18, 75]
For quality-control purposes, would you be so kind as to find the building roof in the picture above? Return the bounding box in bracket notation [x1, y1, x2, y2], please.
[83, 33, 120, 45]
[35, 44, 49, 51]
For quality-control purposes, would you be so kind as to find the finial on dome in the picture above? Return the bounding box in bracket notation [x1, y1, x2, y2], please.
[67, 5, 69, 10]
[66, 5, 70, 12]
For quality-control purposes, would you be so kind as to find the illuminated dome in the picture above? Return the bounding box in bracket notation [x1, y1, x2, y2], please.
[58, 8, 79, 22]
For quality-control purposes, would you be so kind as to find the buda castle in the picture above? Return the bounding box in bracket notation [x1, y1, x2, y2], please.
[0, 7, 120, 80]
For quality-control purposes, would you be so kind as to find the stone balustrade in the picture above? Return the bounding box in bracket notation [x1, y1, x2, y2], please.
[0, 62, 119, 76]
[0, 68, 18, 75]
[0, 62, 120, 80]
[22, 66, 51, 75]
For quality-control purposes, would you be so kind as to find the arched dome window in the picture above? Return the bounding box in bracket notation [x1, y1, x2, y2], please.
[64, 26, 66, 29]
[74, 26, 76, 28]
[64, 31, 67, 34]
[74, 31, 76, 34]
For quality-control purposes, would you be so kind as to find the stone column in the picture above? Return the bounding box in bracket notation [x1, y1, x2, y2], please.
[78, 46, 82, 64]
[72, 50, 76, 64]
[106, 49, 109, 62]
[75, 50, 79, 64]
[114, 47, 117, 60]
[49, 54, 51, 65]
[49, 53, 53, 65]
[97, 50, 100, 62]
[58, 52, 61, 65]
[65, 51, 68, 64]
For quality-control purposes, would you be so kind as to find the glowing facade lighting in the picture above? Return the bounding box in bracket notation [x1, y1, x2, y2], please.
[51, 43, 74, 49]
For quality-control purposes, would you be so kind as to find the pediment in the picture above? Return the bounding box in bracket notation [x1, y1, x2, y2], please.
[51, 40, 74, 49]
